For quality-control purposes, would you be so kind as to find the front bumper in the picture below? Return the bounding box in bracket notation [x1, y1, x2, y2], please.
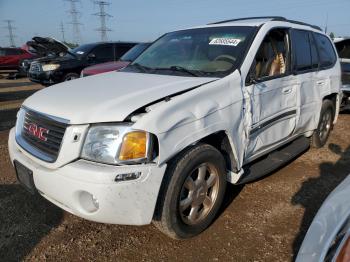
[8, 128, 167, 225]
[28, 70, 63, 85]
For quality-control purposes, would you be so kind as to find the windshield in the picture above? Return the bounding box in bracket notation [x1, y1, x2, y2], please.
[120, 43, 150, 62]
[128, 26, 256, 77]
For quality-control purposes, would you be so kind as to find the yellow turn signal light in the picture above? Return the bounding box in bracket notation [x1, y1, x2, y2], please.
[119, 131, 147, 161]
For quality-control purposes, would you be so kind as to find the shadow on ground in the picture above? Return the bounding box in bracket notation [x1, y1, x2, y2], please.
[0, 184, 63, 261]
[292, 143, 350, 259]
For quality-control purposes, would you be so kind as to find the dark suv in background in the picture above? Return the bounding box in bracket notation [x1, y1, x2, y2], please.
[28, 39, 137, 85]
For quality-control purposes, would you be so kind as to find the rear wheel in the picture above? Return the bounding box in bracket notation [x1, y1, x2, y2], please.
[153, 144, 226, 239]
[63, 73, 79, 82]
[311, 100, 335, 148]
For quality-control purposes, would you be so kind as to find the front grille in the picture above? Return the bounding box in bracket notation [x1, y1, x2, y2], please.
[20, 109, 68, 162]
[29, 62, 41, 73]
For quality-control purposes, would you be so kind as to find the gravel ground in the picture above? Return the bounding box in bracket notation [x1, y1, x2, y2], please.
[0, 77, 350, 261]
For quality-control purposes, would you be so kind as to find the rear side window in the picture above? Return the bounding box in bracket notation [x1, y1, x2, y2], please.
[5, 49, 22, 55]
[291, 30, 312, 72]
[93, 44, 114, 60]
[313, 33, 336, 68]
[309, 33, 319, 69]
[115, 44, 135, 59]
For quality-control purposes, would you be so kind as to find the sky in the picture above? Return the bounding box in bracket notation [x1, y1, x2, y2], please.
[0, 0, 350, 47]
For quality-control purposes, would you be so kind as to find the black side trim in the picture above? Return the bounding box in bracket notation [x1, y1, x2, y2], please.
[250, 110, 297, 136]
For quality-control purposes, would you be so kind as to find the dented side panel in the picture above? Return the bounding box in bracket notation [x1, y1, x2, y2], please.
[133, 71, 248, 169]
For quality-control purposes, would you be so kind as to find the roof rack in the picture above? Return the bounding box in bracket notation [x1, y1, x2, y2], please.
[286, 19, 322, 31]
[208, 16, 322, 31]
[208, 16, 287, 25]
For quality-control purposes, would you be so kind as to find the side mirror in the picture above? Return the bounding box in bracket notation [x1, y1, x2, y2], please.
[87, 53, 96, 60]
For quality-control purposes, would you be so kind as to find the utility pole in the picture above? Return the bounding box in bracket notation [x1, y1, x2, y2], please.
[4, 20, 16, 47]
[65, 0, 82, 44]
[60, 21, 66, 42]
[93, 1, 112, 41]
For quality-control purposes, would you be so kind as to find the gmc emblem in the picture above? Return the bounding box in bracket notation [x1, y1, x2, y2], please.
[27, 123, 49, 142]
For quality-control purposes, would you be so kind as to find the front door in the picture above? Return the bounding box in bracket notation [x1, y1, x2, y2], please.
[246, 28, 298, 157]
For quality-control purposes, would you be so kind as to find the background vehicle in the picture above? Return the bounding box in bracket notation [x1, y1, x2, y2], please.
[0, 47, 35, 70]
[28, 40, 137, 85]
[81, 43, 151, 77]
[9, 17, 341, 239]
[297, 163, 350, 262]
[334, 38, 350, 109]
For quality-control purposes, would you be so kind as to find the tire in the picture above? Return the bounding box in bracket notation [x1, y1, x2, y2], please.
[153, 144, 227, 239]
[63, 73, 79, 82]
[311, 99, 335, 148]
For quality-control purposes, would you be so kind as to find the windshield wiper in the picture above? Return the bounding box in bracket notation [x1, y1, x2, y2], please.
[153, 66, 200, 77]
[129, 63, 151, 73]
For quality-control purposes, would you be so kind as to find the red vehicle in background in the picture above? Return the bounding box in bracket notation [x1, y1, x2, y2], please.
[0, 47, 35, 70]
[81, 43, 150, 77]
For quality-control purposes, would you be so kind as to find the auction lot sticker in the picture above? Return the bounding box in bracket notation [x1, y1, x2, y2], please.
[209, 38, 241, 46]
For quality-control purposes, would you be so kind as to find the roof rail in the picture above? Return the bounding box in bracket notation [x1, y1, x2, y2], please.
[208, 16, 287, 25]
[208, 16, 323, 31]
[285, 19, 322, 31]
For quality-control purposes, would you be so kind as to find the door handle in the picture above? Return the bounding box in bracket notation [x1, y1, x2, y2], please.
[316, 81, 325, 86]
[282, 88, 292, 94]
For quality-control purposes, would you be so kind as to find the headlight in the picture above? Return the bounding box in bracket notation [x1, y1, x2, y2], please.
[42, 64, 60, 71]
[81, 125, 152, 165]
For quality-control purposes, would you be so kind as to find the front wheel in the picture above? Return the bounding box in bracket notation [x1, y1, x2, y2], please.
[153, 144, 226, 239]
[63, 73, 79, 82]
[311, 100, 335, 148]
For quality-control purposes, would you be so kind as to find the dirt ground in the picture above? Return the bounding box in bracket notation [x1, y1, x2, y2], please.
[0, 77, 350, 261]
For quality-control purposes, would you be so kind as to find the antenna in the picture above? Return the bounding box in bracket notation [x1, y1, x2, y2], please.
[325, 13, 329, 34]
[93, 1, 112, 41]
[60, 21, 66, 42]
[4, 20, 16, 47]
[65, 0, 83, 44]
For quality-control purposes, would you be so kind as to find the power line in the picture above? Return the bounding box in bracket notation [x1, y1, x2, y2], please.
[4, 20, 16, 47]
[93, 1, 112, 41]
[65, 0, 83, 44]
[60, 21, 66, 42]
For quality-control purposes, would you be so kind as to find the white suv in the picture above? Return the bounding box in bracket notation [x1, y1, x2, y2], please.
[8, 17, 341, 239]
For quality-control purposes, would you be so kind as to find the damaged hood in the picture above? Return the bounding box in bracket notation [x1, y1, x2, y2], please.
[23, 71, 217, 124]
[27, 36, 70, 56]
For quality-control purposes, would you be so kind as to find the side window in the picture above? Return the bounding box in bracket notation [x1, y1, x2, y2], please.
[6, 49, 22, 55]
[314, 33, 337, 68]
[335, 40, 350, 59]
[92, 44, 114, 62]
[309, 33, 319, 69]
[253, 28, 289, 79]
[115, 44, 134, 59]
[291, 30, 312, 72]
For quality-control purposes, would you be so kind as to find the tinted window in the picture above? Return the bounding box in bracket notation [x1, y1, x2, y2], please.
[115, 44, 135, 59]
[314, 33, 336, 68]
[92, 44, 114, 60]
[291, 30, 312, 72]
[5, 49, 22, 55]
[309, 33, 319, 69]
[0, 49, 6, 56]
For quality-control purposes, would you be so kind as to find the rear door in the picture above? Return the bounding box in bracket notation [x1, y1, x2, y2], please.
[91, 43, 115, 64]
[290, 29, 320, 134]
